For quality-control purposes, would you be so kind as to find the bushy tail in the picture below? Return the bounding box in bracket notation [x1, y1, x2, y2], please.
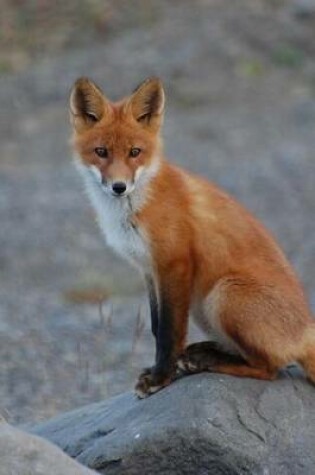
[298, 322, 315, 383]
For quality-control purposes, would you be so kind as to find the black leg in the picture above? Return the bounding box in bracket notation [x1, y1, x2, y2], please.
[135, 262, 191, 398]
[154, 292, 175, 377]
[140, 278, 175, 379]
[145, 275, 159, 359]
[135, 292, 176, 398]
[137, 276, 160, 378]
[147, 281, 177, 375]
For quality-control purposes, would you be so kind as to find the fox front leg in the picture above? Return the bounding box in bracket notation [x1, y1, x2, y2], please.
[135, 276, 159, 380]
[146, 275, 159, 361]
[135, 263, 191, 398]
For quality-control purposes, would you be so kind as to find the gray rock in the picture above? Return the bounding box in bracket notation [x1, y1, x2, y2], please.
[29, 369, 315, 474]
[0, 422, 97, 475]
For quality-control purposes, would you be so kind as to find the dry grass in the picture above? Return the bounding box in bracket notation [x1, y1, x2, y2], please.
[63, 287, 110, 305]
[131, 305, 146, 358]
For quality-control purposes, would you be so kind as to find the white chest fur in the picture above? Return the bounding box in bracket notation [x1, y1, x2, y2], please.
[76, 162, 151, 270]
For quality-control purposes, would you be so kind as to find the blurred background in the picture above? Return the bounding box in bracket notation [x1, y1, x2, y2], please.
[0, 0, 314, 424]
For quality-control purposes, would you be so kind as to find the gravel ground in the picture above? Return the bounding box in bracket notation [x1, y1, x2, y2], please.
[0, 0, 314, 424]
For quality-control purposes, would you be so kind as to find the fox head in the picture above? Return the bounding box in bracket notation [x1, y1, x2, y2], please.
[69, 77, 165, 197]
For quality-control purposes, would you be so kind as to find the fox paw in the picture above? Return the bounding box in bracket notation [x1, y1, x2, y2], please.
[177, 342, 244, 374]
[134, 372, 172, 399]
[138, 366, 154, 378]
[176, 353, 199, 374]
[176, 342, 221, 373]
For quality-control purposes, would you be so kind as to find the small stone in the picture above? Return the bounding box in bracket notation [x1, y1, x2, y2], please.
[0, 424, 96, 475]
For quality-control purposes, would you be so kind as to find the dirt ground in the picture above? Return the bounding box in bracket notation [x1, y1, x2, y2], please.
[0, 0, 314, 424]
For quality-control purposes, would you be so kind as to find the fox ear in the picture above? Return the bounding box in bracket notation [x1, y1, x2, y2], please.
[129, 77, 165, 129]
[69, 77, 108, 131]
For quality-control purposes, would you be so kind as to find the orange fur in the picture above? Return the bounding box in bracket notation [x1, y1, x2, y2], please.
[70, 77, 314, 396]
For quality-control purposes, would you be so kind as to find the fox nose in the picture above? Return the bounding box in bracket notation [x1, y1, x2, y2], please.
[112, 181, 127, 195]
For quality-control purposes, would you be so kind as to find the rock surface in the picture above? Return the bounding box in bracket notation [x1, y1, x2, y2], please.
[29, 369, 315, 475]
[0, 423, 97, 475]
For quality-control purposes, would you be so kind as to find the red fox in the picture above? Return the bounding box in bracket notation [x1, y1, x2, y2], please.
[69, 77, 315, 398]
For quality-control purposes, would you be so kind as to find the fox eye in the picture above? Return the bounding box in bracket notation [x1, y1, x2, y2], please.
[94, 147, 108, 158]
[130, 147, 141, 158]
